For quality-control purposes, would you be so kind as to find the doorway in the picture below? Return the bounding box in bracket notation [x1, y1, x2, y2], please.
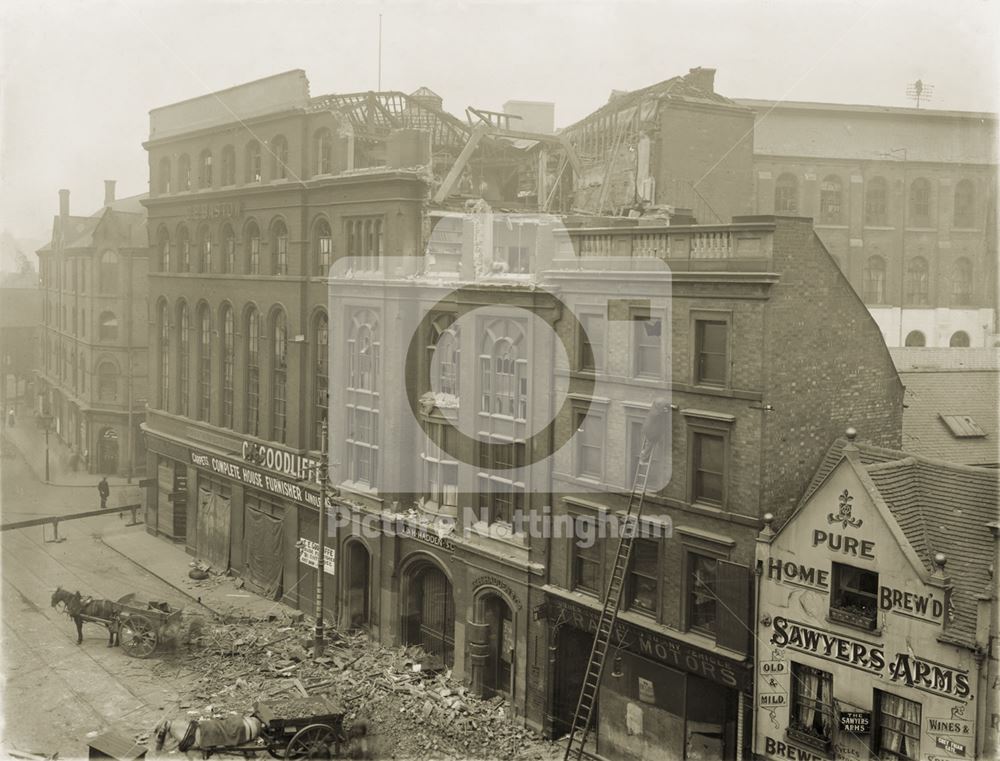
[481, 594, 513, 698]
[345, 540, 371, 631]
[404, 562, 454, 668]
[552, 625, 594, 738]
[99, 427, 119, 474]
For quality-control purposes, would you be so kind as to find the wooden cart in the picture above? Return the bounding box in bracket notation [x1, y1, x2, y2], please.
[114, 593, 182, 659]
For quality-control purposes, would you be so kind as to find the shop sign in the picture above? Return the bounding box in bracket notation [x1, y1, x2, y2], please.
[879, 584, 945, 623]
[191, 450, 307, 502]
[763, 736, 827, 761]
[935, 737, 967, 756]
[243, 441, 321, 484]
[839, 712, 871, 733]
[398, 521, 455, 551]
[765, 557, 829, 591]
[759, 692, 786, 708]
[811, 529, 875, 560]
[888, 653, 971, 701]
[759, 659, 787, 675]
[770, 616, 884, 673]
[298, 538, 335, 576]
[472, 575, 523, 610]
[547, 596, 751, 690]
[189, 201, 244, 220]
[928, 717, 972, 736]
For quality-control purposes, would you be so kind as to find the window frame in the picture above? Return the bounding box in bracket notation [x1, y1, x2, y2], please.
[577, 311, 605, 373]
[789, 662, 834, 747]
[573, 405, 605, 481]
[830, 561, 879, 630]
[685, 412, 732, 508]
[632, 307, 663, 380]
[625, 535, 660, 618]
[865, 177, 889, 226]
[818, 175, 843, 225]
[775, 173, 799, 214]
[570, 513, 603, 596]
[874, 690, 921, 761]
[691, 310, 731, 388]
[864, 255, 887, 304]
[909, 178, 932, 227]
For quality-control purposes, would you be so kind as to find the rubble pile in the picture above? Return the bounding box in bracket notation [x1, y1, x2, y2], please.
[172, 616, 559, 760]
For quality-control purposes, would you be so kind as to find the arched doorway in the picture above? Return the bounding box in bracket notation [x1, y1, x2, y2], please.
[403, 562, 454, 669]
[345, 540, 370, 632]
[477, 593, 513, 699]
[99, 428, 119, 474]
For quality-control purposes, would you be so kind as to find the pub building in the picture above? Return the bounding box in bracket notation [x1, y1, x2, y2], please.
[753, 431, 999, 761]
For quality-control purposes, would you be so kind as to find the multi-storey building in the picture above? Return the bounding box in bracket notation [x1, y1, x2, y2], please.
[740, 99, 998, 348]
[35, 182, 148, 475]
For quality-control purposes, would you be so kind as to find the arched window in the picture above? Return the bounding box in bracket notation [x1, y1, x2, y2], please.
[864, 255, 886, 303]
[245, 141, 262, 184]
[349, 318, 379, 393]
[220, 305, 234, 428]
[272, 219, 288, 275]
[819, 175, 843, 224]
[221, 224, 235, 274]
[178, 302, 190, 416]
[197, 225, 212, 273]
[347, 311, 380, 486]
[775, 173, 798, 214]
[909, 178, 931, 227]
[950, 331, 971, 347]
[430, 316, 460, 398]
[314, 128, 333, 175]
[197, 305, 212, 422]
[314, 312, 329, 451]
[905, 256, 929, 305]
[99, 311, 119, 341]
[177, 225, 191, 272]
[904, 331, 926, 347]
[158, 301, 170, 410]
[158, 156, 172, 194]
[97, 362, 119, 403]
[99, 250, 119, 294]
[199, 149, 213, 189]
[953, 180, 975, 228]
[865, 177, 888, 226]
[952, 257, 973, 305]
[315, 218, 333, 276]
[245, 307, 261, 435]
[221, 144, 236, 186]
[178, 154, 191, 191]
[158, 229, 171, 272]
[271, 135, 289, 180]
[271, 310, 288, 442]
[245, 221, 260, 274]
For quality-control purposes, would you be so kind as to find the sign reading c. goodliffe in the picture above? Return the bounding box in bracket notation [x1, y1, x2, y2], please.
[298, 538, 335, 576]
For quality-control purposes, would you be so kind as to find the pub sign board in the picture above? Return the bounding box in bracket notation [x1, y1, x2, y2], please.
[839, 711, 871, 733]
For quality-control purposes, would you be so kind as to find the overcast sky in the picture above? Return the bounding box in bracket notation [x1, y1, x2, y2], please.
[1, 0, 997, 242]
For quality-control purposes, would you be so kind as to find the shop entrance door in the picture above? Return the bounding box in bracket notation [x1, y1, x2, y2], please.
[345, 541, 371, 631]
[552, 626, 594, 738]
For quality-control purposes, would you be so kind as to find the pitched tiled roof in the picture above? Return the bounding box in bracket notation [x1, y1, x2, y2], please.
[892, 347, 1000, 372]
[37, 193, 148, 253]
[899, 370, 999, 466]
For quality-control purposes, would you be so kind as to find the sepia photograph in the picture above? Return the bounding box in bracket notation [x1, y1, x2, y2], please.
[0, 0, 998, 759]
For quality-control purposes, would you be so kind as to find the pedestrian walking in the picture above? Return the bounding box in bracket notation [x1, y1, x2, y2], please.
[98, 476, 110, 509]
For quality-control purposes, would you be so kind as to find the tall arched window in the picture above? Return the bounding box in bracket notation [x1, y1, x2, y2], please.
[953, 180, 975, 228]
[221, 144, 236, 186]
[905, 256, 929, 305]
[245, 307, 261, 435]
[314, 312, 329, 451]
[430, 316, 460, 399]
[775, 173, 798, 214]
[271, 135, 289, 180]
[819, 175, 843, 224]
[199, 149, 213, 188]
[315, 218, 333, 276]
[221, 224, 235, 274]
[99, 311, 119, 341]
[158, 156, 172, 194]
[347, 310, 380, 486]
[158, 301, 170, 410]
[865, 177, 888, 226]
[178, 154, 191, 191]
[99, 250, 119, 294]
[221, 305, 234, 428]
[158, 229, 171, 272]
[909, 178, 931, 227]
[863, 255, 886, 303]
[314, 128, 333, 175]
[245, 141, 262, 184]
[197, 305, 212, 423]
[272, 220, 288, 275]
[178, 302, 190, 417]
[245, 221, 260, 274]
[271, 310, 288, 442]
[197, 224, 212, 273]
[905, 331, 926, 347]
[950, 331, 971, 347]
[952, 257, 973, 305]
[97, 362, 119, 402]
[177, 225, 191, 272]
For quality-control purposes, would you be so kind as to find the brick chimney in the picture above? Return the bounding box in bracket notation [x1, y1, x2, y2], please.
[687, 67, 717, 94]
[104, 180, 116, 206]
[59, 189, 70, 219]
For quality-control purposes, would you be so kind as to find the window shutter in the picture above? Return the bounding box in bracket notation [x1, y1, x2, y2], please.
[714, 559, 751, 655]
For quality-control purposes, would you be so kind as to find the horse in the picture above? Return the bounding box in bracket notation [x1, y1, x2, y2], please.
[50, 587, 121, 647]
[152, 715, 263, 757]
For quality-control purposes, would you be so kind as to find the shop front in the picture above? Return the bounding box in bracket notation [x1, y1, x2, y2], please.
[544, 594, 753, 760]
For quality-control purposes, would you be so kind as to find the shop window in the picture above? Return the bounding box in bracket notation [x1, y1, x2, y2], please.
[905, 257, 929, 305]
[346, 217, 384, 272]
[271, 134, 289, 180]
[246, 140, 262, 183]
[865, 177, 888, 225]
[789, 663, 833, 751]
[686, 553, 717, 635]
[953, 180, 974, 228]
[574, 408, 604, 480]
[904, 330, 926, 347]
[315, 218, 333, 275]
[199, 149, 213, 188]
[578, 312, 604, 372]
[694, 318, 728, 386]
[99, 250, 118, 294]
[272, 220, 288, 275]
[819, 175, 843, 224]
[633, 312, 662, 379]
[626, 537, 658, 617]
[830, 562, 878, 629]
[245, 307, 261, 435]
[221, 305, 234, 428]
[222, 224, 235, 274]
[245, 221, 261, 274]
[950, 331, 970, 348]
[178, 154, 191, 191]
[909, 178, 931, 227]
[99, 311, 118, 341]
[178, 303, 190, 417]
[572, 516, 601, 595]
[864, 255, 886, 303]
[314, 312, 329, 450]
[158, 156, 172, 194]
[691, 431, 725, 506]
[271, 310, 288, 442]
[875, 691, 921, 761]
[952, 257, 972, 305]
[774, 173, 798, 213]
[220, 144, 236, 186]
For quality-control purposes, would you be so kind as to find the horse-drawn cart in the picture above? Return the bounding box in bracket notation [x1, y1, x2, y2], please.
[115, 593, 181, 658]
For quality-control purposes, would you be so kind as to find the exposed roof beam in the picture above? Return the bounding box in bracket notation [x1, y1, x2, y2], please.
[433, 123, 489, 204]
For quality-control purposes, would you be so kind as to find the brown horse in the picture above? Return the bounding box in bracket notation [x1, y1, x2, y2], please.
[50, 587, 120, 646]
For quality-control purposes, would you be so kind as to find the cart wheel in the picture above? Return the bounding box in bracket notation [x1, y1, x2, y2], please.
[120, 615, 158, 658]
[286, 724, 338, 759]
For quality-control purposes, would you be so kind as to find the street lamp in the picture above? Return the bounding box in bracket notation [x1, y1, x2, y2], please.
[38, 413, 53, 483]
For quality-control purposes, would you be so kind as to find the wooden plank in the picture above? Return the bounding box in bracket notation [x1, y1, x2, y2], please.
[432, 124, 488, 204]
[0, 504, 142, 532]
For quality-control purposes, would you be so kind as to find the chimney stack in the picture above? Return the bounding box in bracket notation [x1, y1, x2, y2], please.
[104, 180, 116, 206]
[59, 189, 70, 219]
[687, 67, 717, 95]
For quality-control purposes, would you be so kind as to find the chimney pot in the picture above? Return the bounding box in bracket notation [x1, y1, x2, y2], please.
[104, 180, 116, 206]
[59, 189, 70, 218]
